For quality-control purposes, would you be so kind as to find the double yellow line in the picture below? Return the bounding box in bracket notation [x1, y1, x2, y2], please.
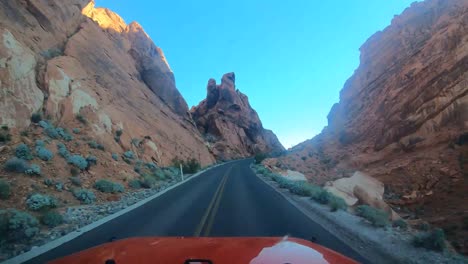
[193, 166, 232, 236]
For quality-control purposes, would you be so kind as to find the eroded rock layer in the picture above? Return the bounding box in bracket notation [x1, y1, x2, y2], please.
[191, 73, 285, 160]
[268, 0, 468, 254]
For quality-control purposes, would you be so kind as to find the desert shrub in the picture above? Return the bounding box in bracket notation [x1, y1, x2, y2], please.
[44, 126, 59, 139]
[152, 168, 167, 180]
[328, 195, 348, 212]
[131, 138, 141, 146]
[184, 158, 201, 173]
[412, 228, 446, 251]
[35, 139, 46, 147]
[76, 114, 87, 124]
[44, 178, 55, 187]
[67, 155, 88, 170]
[111, 153, 119, 161]
[72, 188, 96, 204]
[72, 128, 80, 134]
[86, 155, 98, 166]
[15, 143, 33, 160]
[288, 181, 314, 196]
[70, 167, 80, 177]
[57, 143, 70, 159]
[128, 179, 142, 189]
[0, 132, 12, 142]
[115, 129, 123, 137]
[26, 194, 57, 211]
[1, 125, 8, 131]
[254, 153, 267, 164]
[94, 179, 124, 193]
[164, 167, 179, 179]
[88, 141, 104, 151]
[31, 113, 42, 123]
[256, 167, 269, 175]
[356, 205, 390, 227]
[36, 146, 53, 161]
[140, 175, 157, 189]
[40, 211, 63, 228]
[4, 158, 29, 173]
[20, 130, 29, 137]
[38, 120, 49, 129]
[55, 182, 63, 192]
[313, 189, 332, 205]
[69, 176, 82, 186]
[393, 219, 408, 230]
[123, 151, 135, 159]
[0, 209, 39, 242]
[25, 164, 41, 176]
[0, 179, 11, 200]
[417, 222, 431, 231]
[55, 127, 73, 141]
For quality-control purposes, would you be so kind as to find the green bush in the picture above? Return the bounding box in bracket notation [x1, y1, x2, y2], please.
[328, 195, 347, 212]
[26, 194, 57, 211]
[356, 205, 390, 227]
[4, 158, 29, 173]
[31, 113, 42, 123]
[140, 174, 157, 189]
[72, 188, 96, 204]
[94, 179, 124, 193]
[70, 167, 80, 177]
[72, 128, 80, 134]
[123, 151, 135, 159]
[86, 155, 97, 166]
[57, 143, 70, 159]
[0, 179, 11, 200]
[112, 153, 119, 161]
[69, 176, 82, 186]
[417, 222, 430, 231]
[115, 129, 123, 137]
[393, 219, 408, 230]
[40, 211, 63, 227]
[76, 114, 87, 124]
[0, 132, 12, 142]
[412, 228, 446, 251]
[0, 209, 39, 242]
[44, 126, 59, 139]
[25, 164, 41, 176]
[38, 120, 49, 129]
[128, 179, 142, 189]
[36, 146, 53, 161]
[44, 178, 55, 187]
[55, 127, 73, 141]
[313, 189, 332, 204]
[88, 140, 104, 150]
[254, 153, 267, 164]
[15, 143, 33, 160]
[35, 139, 46, 147]
[67, 155, 88, 170]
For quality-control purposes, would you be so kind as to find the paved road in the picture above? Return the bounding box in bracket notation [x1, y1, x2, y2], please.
[27, 159, 368, 263]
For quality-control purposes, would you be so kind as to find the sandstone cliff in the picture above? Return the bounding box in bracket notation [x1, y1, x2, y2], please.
[267, 0, 468, 253]
[0, 0, 213, 166]
[191, 73, 285, 160]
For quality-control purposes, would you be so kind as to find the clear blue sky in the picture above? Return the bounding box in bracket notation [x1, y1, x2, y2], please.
[96, 0, 419, 148]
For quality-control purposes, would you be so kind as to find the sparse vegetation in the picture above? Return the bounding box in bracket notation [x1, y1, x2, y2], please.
[140, 174, 157, 189]
[4, 158, 30, 173]
[36, 146, 53, 161]
[86, 155, 97, 167]
[25, 164, 41, 176]
[31, 113, 42, 123]
[88, 140, 105, 150]
[72, 128, 80, 134]
[94, 179, 124, 193]
[76, 113, 87, 124]
[254, 153, 267, 164]
[55, 127, 73, 141]
[69, 176, 82, 186]
[40, 211, 63, 227]
[26, 194, 57, 211]
[393, 219, 408, 230]
[15, 143, 33, 160]
[70, 167, 80, 177]
[0, 179, 11, 200]
[128, 179, 142, 189]
[0, 125, 12, 143]
[67, 155, 88, 170]
[123, 151, 135, 159]
[356, 205, 389, 227]
[417, 221, 430, 231]
[172, 158, 201, 174]
[328, 195, 347, 212]
[412, 228, 446, 252]
[57, 142, 70, 159]
[112, 153, 119, 161]
[114, 129, 123, 142]
[0, 209, 39, 243]
[72, 188, 96, 204]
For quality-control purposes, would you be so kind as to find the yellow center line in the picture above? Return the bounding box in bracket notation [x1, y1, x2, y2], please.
[193, 166, 232, 236]
[203, 169, 230, 236]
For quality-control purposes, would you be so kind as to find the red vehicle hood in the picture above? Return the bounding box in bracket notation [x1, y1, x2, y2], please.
[50, 237, 358, 264]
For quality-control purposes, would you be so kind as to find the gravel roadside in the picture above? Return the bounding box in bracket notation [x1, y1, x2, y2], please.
[254, 170, 467, 264]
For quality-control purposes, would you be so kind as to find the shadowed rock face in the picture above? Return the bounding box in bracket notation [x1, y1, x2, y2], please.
[268, 0, 468, 254]
[191, 73, 285, 160]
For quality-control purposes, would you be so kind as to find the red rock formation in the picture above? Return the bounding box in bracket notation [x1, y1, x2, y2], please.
[191, 73, 284, 160]
[269, 0, 468, 254]
[0, 0, 213, 166]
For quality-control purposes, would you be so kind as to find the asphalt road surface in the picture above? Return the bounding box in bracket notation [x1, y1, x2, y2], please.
[27, 159, 368, 263]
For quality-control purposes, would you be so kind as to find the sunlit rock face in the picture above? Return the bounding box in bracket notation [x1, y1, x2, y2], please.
[267, 0, 468, 254]
[0, 0, 214, 166]
[191, 73, 285, 160]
